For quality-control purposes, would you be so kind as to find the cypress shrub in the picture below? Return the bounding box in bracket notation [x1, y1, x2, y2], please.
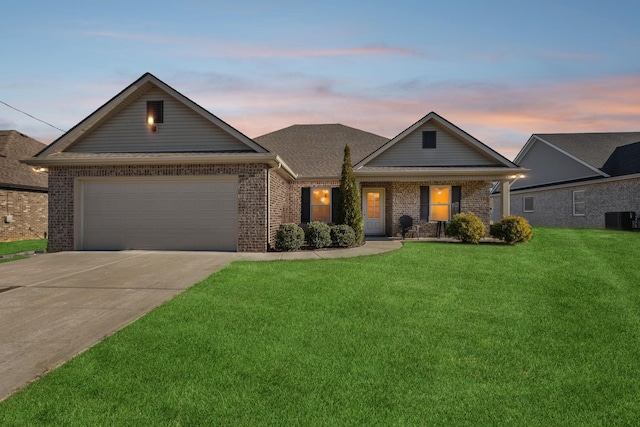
[337, 144, 364, 243]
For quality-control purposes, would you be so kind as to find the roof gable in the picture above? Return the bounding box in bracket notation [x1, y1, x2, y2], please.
[0, 130, 48, 190]
[37, 73, 266, 157]
[356, 112, 517, 169]
[511, 132, 640, 189]
[531, 132, 640, 170]
[511, 135, 603, 190]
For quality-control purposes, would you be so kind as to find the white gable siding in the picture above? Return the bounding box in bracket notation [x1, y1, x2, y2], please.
[367, 122, 499, 167]
[68, 87, 254, 153]
[511, 140, 601, 190]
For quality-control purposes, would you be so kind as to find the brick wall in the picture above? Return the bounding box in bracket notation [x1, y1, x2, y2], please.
[268, 170, 289, 249]
[287, 180, 340, 224]
[47, 164, 269, 252]
[0, 189, 48, 242]
[505, 177, 640, 228]
[389, 180, 492, 237]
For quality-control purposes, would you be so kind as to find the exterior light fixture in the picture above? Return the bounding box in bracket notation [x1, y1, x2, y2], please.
[147, 116, 157, 133]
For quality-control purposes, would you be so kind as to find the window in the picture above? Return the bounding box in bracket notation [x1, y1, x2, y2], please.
[146, 101, 164, 125]
[430, 186, 450, 221]
[523, 196, 534, 212]
[420, 185, 461, 221]
[311, 188, 331, 222]
[573, 190, 585, 216]
[422, 131, 436, 149]
[367, 191, 381, 219]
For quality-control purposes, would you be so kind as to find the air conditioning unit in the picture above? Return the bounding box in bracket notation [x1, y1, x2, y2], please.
[4, 215, 14, 223]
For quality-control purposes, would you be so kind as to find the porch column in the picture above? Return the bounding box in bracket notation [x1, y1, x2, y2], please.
[501, 179, 511, 218]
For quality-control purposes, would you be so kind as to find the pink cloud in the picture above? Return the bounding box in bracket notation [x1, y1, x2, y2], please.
[189, 73, 640, 161]
[83, 30, 423, 59]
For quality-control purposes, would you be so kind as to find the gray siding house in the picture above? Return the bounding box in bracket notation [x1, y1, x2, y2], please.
[25, 73, 524, 252]
[491, 132, 640, 228]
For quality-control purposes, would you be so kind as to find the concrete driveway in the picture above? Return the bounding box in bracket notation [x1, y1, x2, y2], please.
[0, 240, 401, 402]
[0, 251, 239, 401]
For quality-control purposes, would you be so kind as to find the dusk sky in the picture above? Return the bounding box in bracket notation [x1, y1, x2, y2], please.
[1, 0, 639, 159]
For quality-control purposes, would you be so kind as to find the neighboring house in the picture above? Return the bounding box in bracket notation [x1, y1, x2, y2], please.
[25, 73, 523, 252]
[0, 130, 48, 242]
[491, 132, 640, 228]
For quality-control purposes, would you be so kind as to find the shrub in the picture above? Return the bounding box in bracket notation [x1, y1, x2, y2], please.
[490, 216, 533, 244]
[275, 223, 305, 251]
[330, 224, 356, 248]
[304, 221, 332, 249]
[337, 144, 364, 243]
[446, 212, 485, 244]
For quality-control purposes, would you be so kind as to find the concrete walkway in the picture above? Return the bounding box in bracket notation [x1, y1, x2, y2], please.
[0, 239, 400, 401]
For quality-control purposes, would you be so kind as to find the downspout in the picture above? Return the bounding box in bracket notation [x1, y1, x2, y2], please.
[266, 162, 282, 251]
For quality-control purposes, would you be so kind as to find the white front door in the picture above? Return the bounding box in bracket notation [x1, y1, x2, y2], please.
[363, 188, 385, 235]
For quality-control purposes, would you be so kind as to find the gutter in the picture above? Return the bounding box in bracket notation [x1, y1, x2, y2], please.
[21, 153, 298, 181]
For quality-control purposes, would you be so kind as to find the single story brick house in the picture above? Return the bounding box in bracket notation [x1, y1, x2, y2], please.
[491, 132, 640, 228]
[1, 130, 48, 242]
[25, 73, 523, 252]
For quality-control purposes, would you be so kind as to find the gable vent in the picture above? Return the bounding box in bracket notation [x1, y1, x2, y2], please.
[422, 131, 436, 149]
[147, 101, 164, 124]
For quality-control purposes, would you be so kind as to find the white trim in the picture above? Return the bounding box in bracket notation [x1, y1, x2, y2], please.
[573, 190, 586, 216]
[429, 185, 452, 221]
[362, 188, 385, 235]
[355, 112, 519, 169]
[515, 135, 609, 178]
[37, 73, 268, 158]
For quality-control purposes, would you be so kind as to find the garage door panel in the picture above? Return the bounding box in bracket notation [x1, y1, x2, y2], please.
[80, 177, 238, 251]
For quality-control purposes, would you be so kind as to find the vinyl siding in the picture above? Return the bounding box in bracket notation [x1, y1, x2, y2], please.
[68, 87, 254, 153]
[367, 122, 499, 167]
[511, 140, 601, 190]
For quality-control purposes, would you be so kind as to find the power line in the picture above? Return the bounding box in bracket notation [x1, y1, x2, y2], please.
[0, 100, 66, 133]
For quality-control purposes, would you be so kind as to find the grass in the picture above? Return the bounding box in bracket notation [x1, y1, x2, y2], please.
[0, 239, 47, 256]
[1, 228, 640, 425]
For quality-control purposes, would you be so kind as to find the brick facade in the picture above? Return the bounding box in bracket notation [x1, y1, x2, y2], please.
[385, 180, 492, 237]
[496, 176, 640, 228]
[268, 170, 289, 249]
[47, 164, 270, 253]
[0, 189, 48, 242]
[287, 180, 341, 224]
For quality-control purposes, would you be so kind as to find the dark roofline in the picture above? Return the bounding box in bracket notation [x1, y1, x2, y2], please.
[0, 183, 48, 192]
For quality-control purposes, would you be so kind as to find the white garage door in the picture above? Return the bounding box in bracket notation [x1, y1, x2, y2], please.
[78, 176, 238, 251]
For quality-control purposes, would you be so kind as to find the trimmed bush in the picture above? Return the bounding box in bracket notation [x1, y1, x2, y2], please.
[275, 223, 305, 251]
[305, 221, 332, 249]
[446, 212, 485, 244]
[490, 216, 533, 244]
[330, 224, 357, 248]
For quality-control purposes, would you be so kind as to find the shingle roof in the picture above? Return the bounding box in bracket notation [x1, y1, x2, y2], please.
[0, 130, 48, 191]
[255, 124, 389, 178]
[536, 132, 640, 174]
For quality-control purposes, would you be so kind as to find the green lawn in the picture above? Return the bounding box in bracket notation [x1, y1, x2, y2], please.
[1, 228, 639, 425]
[0, 239, 47, 256]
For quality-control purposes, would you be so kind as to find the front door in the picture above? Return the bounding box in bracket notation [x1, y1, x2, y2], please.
[363, 188, 385, 235]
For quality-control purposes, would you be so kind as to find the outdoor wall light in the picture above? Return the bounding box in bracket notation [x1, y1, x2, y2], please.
[147, 116, 157, 133]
